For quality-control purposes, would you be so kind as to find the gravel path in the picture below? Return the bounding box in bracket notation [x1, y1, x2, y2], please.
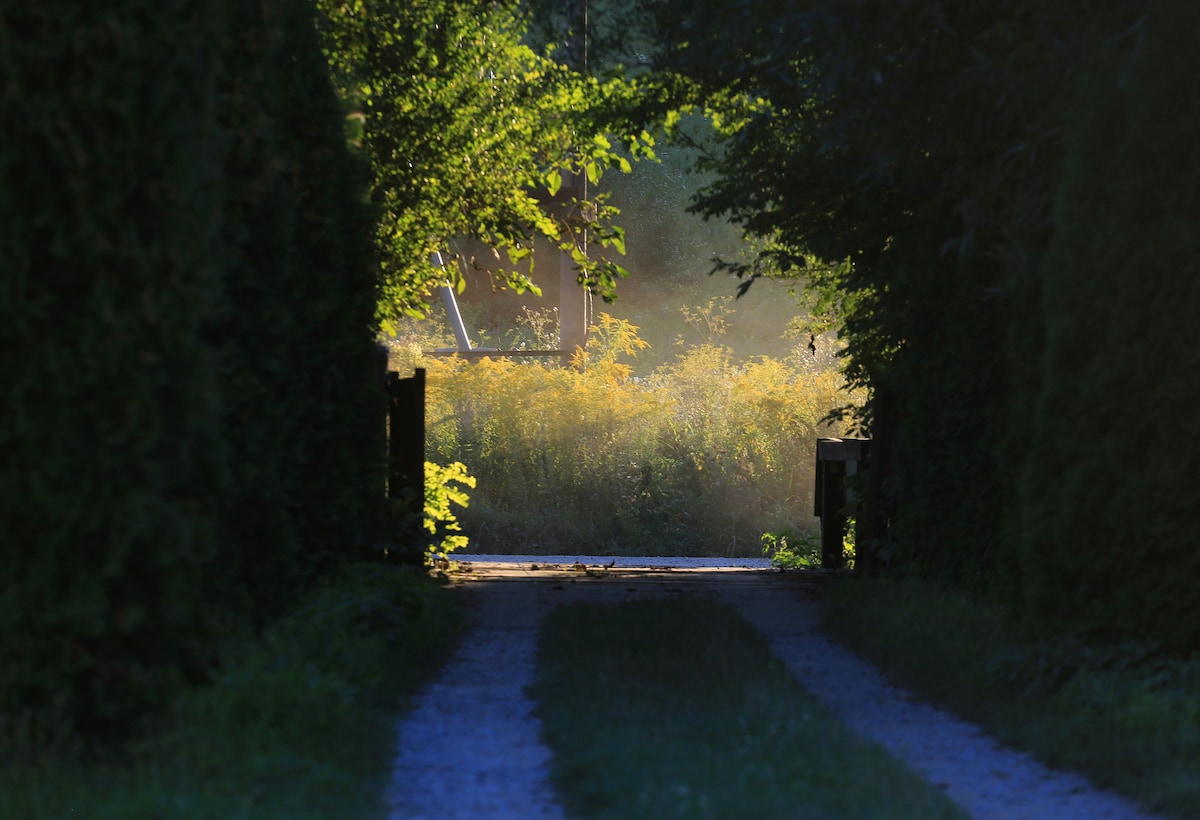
[385, 581, 565, 819]
[724, 577, 1157, 820]
[385, 555, 1160, 819]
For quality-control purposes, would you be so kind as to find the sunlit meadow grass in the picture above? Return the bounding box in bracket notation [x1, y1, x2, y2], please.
[533, 596, 968, 819]
[823, 577, 1200, 818]
[0, 565, 460, 820]
[390, 310, 861, 556]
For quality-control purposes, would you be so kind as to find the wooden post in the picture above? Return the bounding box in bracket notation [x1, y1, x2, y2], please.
[387, 368, 426, 562]
[559, 242, 587, 366]
[818, 459, 847, 569]
[557, 170, 588, 367]
[815, 438, 871, 570]
[556, 3, 589, 367]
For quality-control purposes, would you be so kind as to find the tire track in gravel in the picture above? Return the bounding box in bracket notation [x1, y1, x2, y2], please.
[385, 556, 1161, 820]
[385, 581, 565, 819]
[721, 581, 1159, 820]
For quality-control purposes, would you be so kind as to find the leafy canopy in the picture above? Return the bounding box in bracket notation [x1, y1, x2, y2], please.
[317, 0, 660, 327]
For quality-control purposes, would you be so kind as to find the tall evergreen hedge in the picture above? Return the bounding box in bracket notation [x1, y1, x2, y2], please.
[885, 250, 1008, 589]
[1008, 4, 1200, 648]
[212, 0, 381, 622]
[0, 1, 229, 730]
[0, 0, 381, 733]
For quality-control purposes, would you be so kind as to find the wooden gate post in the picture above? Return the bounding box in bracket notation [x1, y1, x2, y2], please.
[816, 457, 847, 569]
[387, 368, 426, 562]
[556, 170, 588, 367]
[815, 438, 871, 570]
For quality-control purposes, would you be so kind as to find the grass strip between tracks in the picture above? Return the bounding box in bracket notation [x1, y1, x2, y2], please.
[532, 594, 967, 819]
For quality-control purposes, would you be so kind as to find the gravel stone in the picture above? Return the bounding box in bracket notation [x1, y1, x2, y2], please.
[724, 581, 1159, 820]
[385, 582, 565, 819]
[385, 555, 1161, 820]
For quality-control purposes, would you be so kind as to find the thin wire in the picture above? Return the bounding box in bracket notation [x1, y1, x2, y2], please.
[582, 0, 590, 333]
[581, 0, 589, 202]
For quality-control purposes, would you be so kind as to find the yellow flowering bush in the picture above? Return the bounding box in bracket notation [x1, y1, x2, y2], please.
[398, 312, 861, 555]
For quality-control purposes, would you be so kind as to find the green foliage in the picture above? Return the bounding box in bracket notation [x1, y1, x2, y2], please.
[533, 597, 967, 819]
[0, 565, 461, 819]
[315, 0, 661, 325]
[761, 530, 821, 569]
[423, 460, 477, 561]
[761, 519, 854, 569]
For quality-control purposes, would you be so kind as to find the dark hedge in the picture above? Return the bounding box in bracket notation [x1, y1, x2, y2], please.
[883, 2, 1200, 648]
[885, 3, 1200, 648]
[1006, 4, 1200, 648]
[645, 0, 1198, 649]
[0, 0, 382, 733]
[211, 0, 382, 622]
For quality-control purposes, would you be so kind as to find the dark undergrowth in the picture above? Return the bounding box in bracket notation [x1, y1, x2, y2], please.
[823, 577, 1200, 819]
[0, 564, 461, 820]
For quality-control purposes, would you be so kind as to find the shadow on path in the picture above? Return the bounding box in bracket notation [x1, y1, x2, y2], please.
[387, 558, 1157, 820]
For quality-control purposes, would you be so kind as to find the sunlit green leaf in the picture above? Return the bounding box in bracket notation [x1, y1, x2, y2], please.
[315, 0, 666, 323]
[506, 245, 533, 263]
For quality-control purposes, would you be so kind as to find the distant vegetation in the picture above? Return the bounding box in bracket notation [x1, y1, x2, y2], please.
[389, 309, 861, 555]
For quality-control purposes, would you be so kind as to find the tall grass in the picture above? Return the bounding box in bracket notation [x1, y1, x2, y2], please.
[389, 310, 860, 555]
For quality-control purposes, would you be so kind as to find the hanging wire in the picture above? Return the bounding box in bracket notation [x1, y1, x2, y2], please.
[582, 0, 592, 331]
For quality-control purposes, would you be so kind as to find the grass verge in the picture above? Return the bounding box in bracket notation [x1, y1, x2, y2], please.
[822, 577, 1200, 818]
[0, 563, 461, 820]
[532, 595, 967, 819]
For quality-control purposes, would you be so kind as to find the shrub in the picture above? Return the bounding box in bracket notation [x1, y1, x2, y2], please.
[410, 313, 859, 555]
